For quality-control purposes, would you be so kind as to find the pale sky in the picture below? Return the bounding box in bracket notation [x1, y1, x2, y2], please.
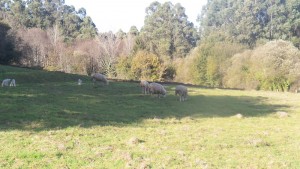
[64, 0, 207, 33]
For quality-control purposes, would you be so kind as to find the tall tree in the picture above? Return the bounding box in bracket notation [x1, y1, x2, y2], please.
[140, 1, 198, 58]
[1, 0, 97, 41]
[199, 0, 300, 47]
[0, 22, 20, 64]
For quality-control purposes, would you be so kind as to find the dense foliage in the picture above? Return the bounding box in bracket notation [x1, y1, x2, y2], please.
[0, 22, 21, 64]
[0, 0, 97, 41]
[224, 40, 300, 91]
[138, 1, 199, 59]
[199, 0, 300, 47]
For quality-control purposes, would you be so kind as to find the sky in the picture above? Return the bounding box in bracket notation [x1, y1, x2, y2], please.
[64, 0, 207, 33]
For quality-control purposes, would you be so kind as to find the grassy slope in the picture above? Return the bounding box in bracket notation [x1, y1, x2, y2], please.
[0, 65, 299, 168]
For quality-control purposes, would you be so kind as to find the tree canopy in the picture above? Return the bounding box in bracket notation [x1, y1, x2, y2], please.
[0, 0, 97, 42]
[139, 1, 199, 59]
[199, 0, 300, 47]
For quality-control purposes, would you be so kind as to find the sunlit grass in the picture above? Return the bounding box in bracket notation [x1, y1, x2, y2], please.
[0, 65, 300, 168]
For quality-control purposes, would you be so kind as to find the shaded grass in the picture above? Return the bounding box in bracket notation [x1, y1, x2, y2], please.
[0, 65, 300, 168]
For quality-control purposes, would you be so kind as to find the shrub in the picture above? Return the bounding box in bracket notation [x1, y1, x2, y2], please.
[175, 42, 247, 86]
[250, 40, 300, 91]
[223, 50, 259, 89]
[130, 51, 162, 81]
[115, 55, 133, 80]
[224, 40, 300, 91]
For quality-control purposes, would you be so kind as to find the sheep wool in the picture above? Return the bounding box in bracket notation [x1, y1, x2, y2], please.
[149, 82, 167, 98]
[175, 85, 188, 102]
[92, 73, 109, 85]
[78, 79, 82, 85]
[2, 79, 15, 87]
[140, 80, 150, 94]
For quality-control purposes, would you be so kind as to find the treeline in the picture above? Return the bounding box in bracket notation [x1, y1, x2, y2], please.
[188, 0, 300, 91]
[1, 0, 300, 92]
[200, 0, 300, 47]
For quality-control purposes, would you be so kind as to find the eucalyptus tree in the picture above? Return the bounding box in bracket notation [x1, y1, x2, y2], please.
[199, 0, 300, 47]
[1, 0, 97, 42]
[0, 22, 20, 64]
[140, 1, 198, 59]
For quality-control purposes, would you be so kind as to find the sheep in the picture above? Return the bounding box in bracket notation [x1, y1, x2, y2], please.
[2, 79, 16, 87]
[78, 79, 82, 85]
[91, 73, 109, 85]
[149, 82, 167, 98]
[175, 85, 188, 102]
[10, 79, 16, 87]
[2, 79, 11, 87]
[140, 80, 150, 94]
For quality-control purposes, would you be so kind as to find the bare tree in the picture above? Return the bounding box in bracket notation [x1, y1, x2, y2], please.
[73, 39, 101, 75]
[47, 24, 64, 69]
[17, 28, 51, 67]
[96, 32, 122, 76]
[121, 34, 136, 56]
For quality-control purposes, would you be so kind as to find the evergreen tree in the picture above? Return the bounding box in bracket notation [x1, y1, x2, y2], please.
[140, 1, 198, 58]
[1, 0, 98, 42]
[199, 0, 300, 47]
[0, 22, 20, 64]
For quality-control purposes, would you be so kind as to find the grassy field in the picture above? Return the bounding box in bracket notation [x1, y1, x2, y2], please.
[0, 65, 300, 168]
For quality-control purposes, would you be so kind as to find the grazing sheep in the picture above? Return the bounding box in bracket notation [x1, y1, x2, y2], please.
[140, 80, 150, 94]
[78, 79, 82, 85]
[91, 73, 109, 85]
[2, 79, 16, 87]
[175, 85, 188, 101]
[149, 82, 167, 98]
[2, 79, 11, 87]
[10, 79, 16, 87]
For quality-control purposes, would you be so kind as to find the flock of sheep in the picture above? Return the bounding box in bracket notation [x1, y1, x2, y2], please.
[91, 73, 188, 102]
[139, 80, 188, 101]
[2, 73, 188, 101]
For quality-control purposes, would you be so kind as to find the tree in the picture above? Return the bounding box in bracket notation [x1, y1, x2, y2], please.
[224, 40, 300, 91]
[139, 1, 198, 59]
[2, 0, 97, 42]
[129, 26, 139, 36]
[131, 50, 161, 81]
[0, 22, 20, 64]
[96, 32, 122, 76]
[199, 0, 300, 47]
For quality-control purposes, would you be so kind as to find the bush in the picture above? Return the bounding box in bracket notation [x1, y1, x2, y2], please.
[130, 51, 162, 81]
[224, 40, 300, 91]
[223, 50, 259, 89]
[174, 48, 200, 84]
[251, 40, 300, 91]
[174, 42, 247, 86]
[115, 55, 133, 80]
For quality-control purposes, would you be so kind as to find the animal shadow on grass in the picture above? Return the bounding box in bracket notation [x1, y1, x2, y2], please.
[0, 83, 288, 131]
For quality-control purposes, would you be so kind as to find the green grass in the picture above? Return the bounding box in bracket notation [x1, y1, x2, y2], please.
[0, 65, 300, 168]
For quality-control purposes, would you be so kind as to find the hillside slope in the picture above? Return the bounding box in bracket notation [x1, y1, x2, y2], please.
[0, 65, 299, 168]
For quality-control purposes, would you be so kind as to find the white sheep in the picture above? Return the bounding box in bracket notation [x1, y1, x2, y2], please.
[91, 73, 109, 85]
[10, 79, 16, 87]
[2, 79, 16, 87]
[175, 85, 188, 101]
[78, 79, 82, 85]
[149, 82, 167, 98]
[140, 80, 150, 94]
